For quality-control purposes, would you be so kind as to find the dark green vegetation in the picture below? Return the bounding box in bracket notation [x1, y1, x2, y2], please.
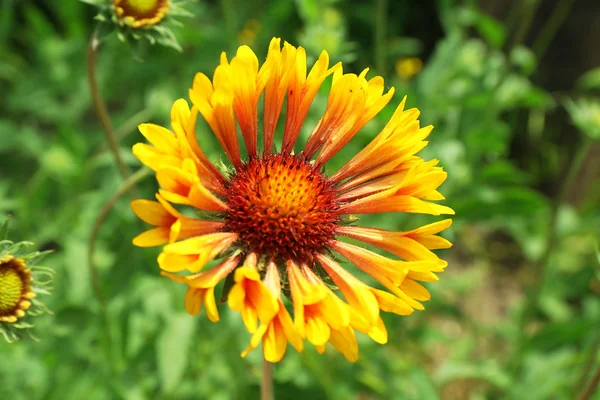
[1, 0, 599, 399]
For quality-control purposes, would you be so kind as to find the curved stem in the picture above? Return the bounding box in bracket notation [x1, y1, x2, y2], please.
[87, 168, 151, 372]
[579, 365, 600, 400]
[577, 336, 600, 395]
[87, 28, 130, 180]
[261, 357, 274, 400]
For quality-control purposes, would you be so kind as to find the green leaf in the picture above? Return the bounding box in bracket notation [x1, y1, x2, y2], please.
[577, 67, 600, 91]
[510, 45, 537, 76]
[473, 12, 506, 48]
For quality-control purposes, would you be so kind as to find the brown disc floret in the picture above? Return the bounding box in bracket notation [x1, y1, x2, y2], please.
[224, 154, 339, 263]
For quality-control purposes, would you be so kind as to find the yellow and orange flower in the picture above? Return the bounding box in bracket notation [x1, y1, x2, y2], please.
[131, 37, 454, 362]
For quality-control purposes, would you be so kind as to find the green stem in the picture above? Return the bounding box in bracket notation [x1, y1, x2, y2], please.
[532, 0, 576, 61]
[374, 0, 388, 74]
[87, 168, 151, 372]
[87, 28, 130, 180]
[261, 357, 274, 400]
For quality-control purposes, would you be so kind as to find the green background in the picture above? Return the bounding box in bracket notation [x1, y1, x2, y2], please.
[1, 0, 599, 399]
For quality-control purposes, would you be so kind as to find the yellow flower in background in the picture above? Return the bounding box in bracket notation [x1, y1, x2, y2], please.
[238, 19, 262, 46]
[395, 57, 424, 80]
[131, 37, 454, 362]
[113, 0, 170, 28]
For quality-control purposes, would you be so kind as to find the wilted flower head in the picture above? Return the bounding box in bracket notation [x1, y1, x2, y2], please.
[131, 37, 454, 362]
[0, 221, 54, 343]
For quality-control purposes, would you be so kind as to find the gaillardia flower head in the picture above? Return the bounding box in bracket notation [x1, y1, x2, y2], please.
[132, 38, 454, 362]
[0, 225, 54, 343]
[83, 0, 190, 51]
[113, 0, 170, 28]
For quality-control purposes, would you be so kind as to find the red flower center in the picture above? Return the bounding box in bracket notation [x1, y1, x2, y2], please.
[224, 154, 339, 263]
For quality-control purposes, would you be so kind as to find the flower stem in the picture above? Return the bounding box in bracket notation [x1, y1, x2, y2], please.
[261, 357, 274, 400]
[579, 365, 600, 400]
[577, 336, 600, 398]
[87, 28, 130, 180]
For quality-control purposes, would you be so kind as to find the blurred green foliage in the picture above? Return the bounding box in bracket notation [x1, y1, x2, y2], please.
[1, 0, 599, 399]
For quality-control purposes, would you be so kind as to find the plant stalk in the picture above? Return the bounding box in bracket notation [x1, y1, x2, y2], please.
[261, 357, 274, 400]
[87, 28, 130, 180]
[579, 365, 600, 400]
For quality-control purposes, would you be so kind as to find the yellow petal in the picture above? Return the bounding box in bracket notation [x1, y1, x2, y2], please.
[241, 323, 268, 358]
[158, 252, 200, 273]
[263, 319, 287, 363]
[130, 199, 174, 226]
[203, 287, 220, 322]
[227, 283, 246, 311]
[132, 227, 170, 247]
[241, 302, 259, 333]
[367, 317, 388, 344]
[138, 123, 178, 153]
[305, 317, 330, 346]
[184, 287, 203, 315]
[400, 279, 431, 301]
[329, 326, 359, 362]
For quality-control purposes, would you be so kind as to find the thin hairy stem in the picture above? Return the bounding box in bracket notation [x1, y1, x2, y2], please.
[87, 28, 130, 180]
